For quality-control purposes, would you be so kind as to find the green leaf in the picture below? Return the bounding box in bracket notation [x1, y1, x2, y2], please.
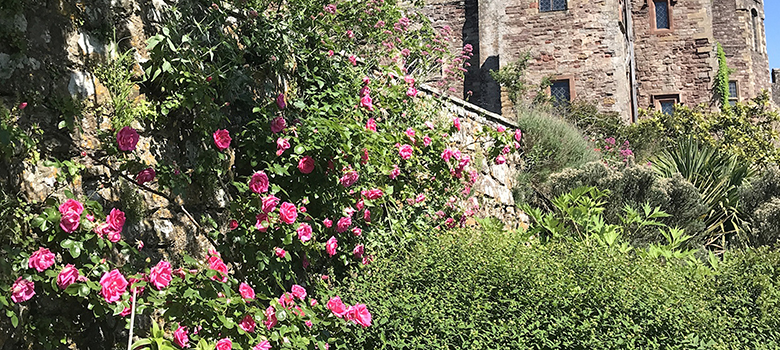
[11, 314, 18, 328]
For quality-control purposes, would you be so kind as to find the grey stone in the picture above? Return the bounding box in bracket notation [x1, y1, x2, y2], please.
[68, 70, 95, 98]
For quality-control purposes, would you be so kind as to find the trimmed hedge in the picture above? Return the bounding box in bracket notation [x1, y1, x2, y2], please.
[337, 228, 780, 349]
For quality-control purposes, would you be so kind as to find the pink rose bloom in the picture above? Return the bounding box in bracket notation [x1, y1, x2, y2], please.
[336, 216, 351, 233]
[275, 137, 290, 156]
[229, 219, 238, 230]
[398, 144, 413, 160]
[276, 93, 287, 110]
[326, 236, 338, 257]
[365, 118, 377, 132]
[348, 30, 356, 39]
[340, 170, 359, 187]
[425, 121, 435, 129]
[344, 207, 356, 217]
[361, 148, 369, 164]
[19, 102, 28, 109]
[249, 171, 270, 194]
[291, 284, 307, 300]
[298, 156, 315, 174]
[149, 260, 172, 290]
[57, 264, 79, 289]
[279, 292, 294, 308]
[324, 3, 337, 13]
[348, 303, 372, 327]
[239, 314, 256, 333]
[99, 269, 128, 303]
[11, 277, 35, 303]
[327, 50, 334, 57]
[502, 145, 511, 154]
[406, 86, 418, 97]
[270, 117, 287, 133]
[262, 195, 280, 213]
[174, 326, 189, 348]
[86, 214, 95, 222]
[60, 210, 81, 233]
[514, 129, 523, 142]
[497, 126, 506, 133]
[353, 244, 364, 258]
[349, 55, 357, 66]
[297, 223, 312, 242]
[59, 199, 84, 215]
[274, 247, 287, 258]
[390, 165, 400, 179]
[254, 341, 272, 350]
[279, 202, 298, 224]
[363, 209, 370, 222]
[119, 307, 132, 317]
[107, 208, 126, 233]
[327, 296, 348, 317]
[216, 338, 232, 350]
[116, 126, 139, 151]
[264, 306, 278, 329]
[423, 135, 432, 147]
[416, 194, 426, 203]
[208, 255, 228, 282]
[452, 117, 461, 131]
[239, 282, 255, 300]
[136, 167, 156, 185]
[360, 94, 374, 111]
[495, 155, 506, 164]
[323, 218, 333, 228]
[404, 75, 415, 85]
[441, 148, 454, 161]
[352, 227, 362, 236]
[405, 127, 415, 140]
[28, 247, 55, 272]
[213, 129, 232, 150]
[356, 199, 365, 211]
[305, 320, 313, 328]
[361, 188, 383, 200]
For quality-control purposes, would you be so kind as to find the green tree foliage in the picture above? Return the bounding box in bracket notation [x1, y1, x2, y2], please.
[713, 43, 734, 111]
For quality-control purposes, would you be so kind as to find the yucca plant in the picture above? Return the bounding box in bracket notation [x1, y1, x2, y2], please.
[651, 138, 754, 250]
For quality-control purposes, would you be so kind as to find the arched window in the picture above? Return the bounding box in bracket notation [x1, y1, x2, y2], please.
[752, 9, 760, 51]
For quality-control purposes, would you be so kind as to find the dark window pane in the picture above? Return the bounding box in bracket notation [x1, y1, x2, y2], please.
[540, 0, 565, 12]
[660, 100, 675, 115]
[551, 80, 571, 106]
[655, 1, 669, 29]
[728, 81, 738, 99]
[540, 0, 551, 12]
[552, 0, 567, 11]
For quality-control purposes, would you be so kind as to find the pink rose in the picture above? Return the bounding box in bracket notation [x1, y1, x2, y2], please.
[57, 264, 79, 289]
[19, 102, 27, 109]
[149, 260, 172, 290]
[514, 129, 523, 142]
[174, 326, 189, 348]
[297, 223, 312, 242]
[99, 269, 128, 303]
[28, 247, 55, 272]
[264, 306, 278, 329]
[305, 320, 313, 328]
[363, 209, 370, 222]
[495, 155, 506, 164]
[256, 213, 269, 232]
[361, 148, 369, 164]
[60, 210, 81, 233]
[270, 117, 286, 133]
[348, 303, 372, 327]
[398, 144, 413, 160]
[119, 307, 132, 317]
[340, 170, 359, 187]
[11, 276, 35, 303]
[136, 167, 156, 185]
[353, 244, 364, 258]
[262, 195, 280, 213]
[116, 126, 139, 151]
[416, 194, 426, 203]
[59, 199, 84, 215]
[239, 314, 256, 333]
[360, 93, 374, 111]
[298, 156, 315, 174]
[279, 202, 298, 224]
[326, 236, 338, 257]
[216, 338, 232, 350]
[352, 227, 362, 236]
[249, 171, 270, 194]
[327, 296, 348, 317]
[229, 219, 238, 230]
[279, 292, 294, 308]
[361, 188, 383, 200]
[254, 341, 272, 350]
[425, 121, 435, 129]
[452, 117, 461, 131]
[276, 137, 290, 156]
[365, 118, 377, 132]
[349, 55, 357, 66]
[213, 129, 232, 150]
[276, 93, 286, 110]
[336, 216, 351, 233]
[497, 125, 506, 133]
[239, 282, 255, 300]
[292, 284, 307, 300]
[390, 165, 400, 179]
[208, 255, 228, 282]
[406, 86, 418, 97]
[423, 135, 432, 147]
[274, 247, 287, 258]
[405, 127, 416, 140]
[441, 148, 454, 161]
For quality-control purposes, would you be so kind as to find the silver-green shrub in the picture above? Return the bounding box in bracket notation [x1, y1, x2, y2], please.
[740, 166, 780, 246]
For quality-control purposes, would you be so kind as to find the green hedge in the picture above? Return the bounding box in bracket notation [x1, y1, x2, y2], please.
[337, 229, 780, 349]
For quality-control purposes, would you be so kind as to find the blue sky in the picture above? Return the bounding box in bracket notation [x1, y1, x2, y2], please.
[766, 2, 780, 69]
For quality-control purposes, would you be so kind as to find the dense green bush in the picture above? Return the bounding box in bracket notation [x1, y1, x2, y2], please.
[740, 166, 780, 246]
[337, 227, 780, 350]
[543, 161, 706, 245]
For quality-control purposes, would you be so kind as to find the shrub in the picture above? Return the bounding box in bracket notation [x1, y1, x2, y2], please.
[544, 161, 706, 245]
[337, 227, 780, 349]
[739, 166, 780, 246]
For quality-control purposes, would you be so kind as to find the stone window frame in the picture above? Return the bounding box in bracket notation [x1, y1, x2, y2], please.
[648, 0, 674, 34]
[547, 76, 576, 105]
[652, 93, 680, 115]
[728, 81, 739, 106]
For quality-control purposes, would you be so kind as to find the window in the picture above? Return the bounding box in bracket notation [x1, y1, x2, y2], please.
[728, 81, 738, 106]
[550, 79, 572, 106]
[540, 0, 567, 12]
[653, 94, 679, 115]
[752, 9, 760, 51]
[651, 0, 672, 32]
